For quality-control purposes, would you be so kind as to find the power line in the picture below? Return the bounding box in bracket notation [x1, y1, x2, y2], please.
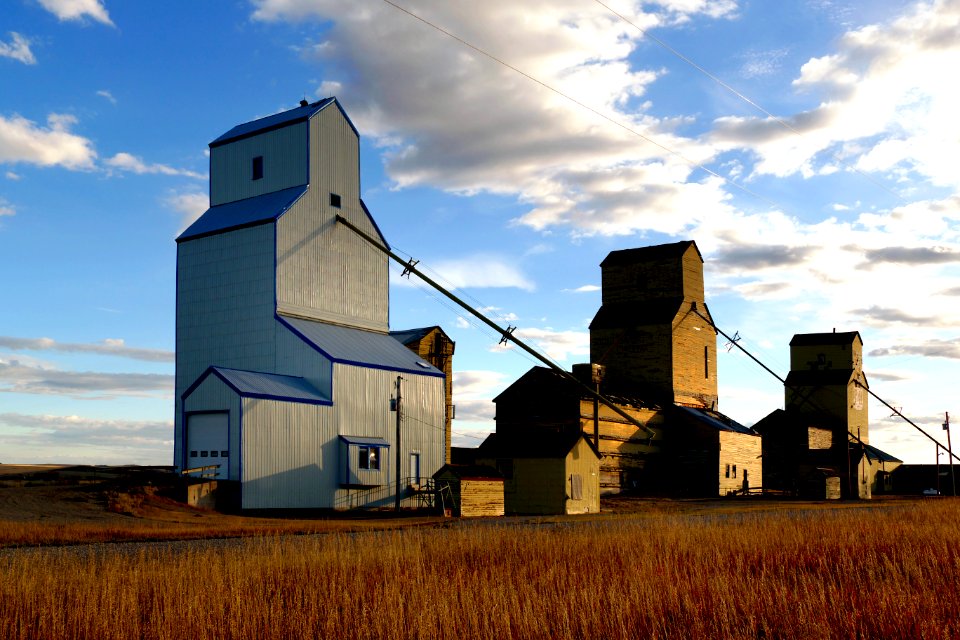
[377, 0, 780, 210]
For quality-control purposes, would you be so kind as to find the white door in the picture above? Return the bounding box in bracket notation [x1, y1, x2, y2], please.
[186, 412, 229, 480]
[409, 452, 420, 486]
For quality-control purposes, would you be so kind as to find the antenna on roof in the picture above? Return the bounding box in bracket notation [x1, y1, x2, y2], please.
[299, 98, 309, 107]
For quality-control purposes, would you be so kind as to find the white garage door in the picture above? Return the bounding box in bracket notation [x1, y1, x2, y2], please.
[186, 412, 229, 480]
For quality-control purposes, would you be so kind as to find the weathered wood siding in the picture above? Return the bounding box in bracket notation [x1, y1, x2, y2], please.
[577, 399, 662, 491]
[672, 299, 717, 408]
[718, 430, 762, 495]
[458, 479, 505, 517]
[275, 106, 388, 331]
[210, 122, 308, 206]
[506, 458, 565, 515]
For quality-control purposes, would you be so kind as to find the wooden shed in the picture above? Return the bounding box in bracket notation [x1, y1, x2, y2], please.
[433, 464, 504, 517]
[478, 431, 601, 515]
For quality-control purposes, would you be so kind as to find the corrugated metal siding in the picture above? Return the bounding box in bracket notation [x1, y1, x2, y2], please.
[276, 107, 388, 331]
[213, 367, 330, 403]
[181, 374, 241, 479]
[241, 398, 339, 509]
[174, 224, 277, 458]
[332, 364, 445, 508]
[210, 122, 308, 206]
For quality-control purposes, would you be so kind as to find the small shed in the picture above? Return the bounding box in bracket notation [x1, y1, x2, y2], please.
[433, 464, 504, 517]
[478, 431, 601, 515]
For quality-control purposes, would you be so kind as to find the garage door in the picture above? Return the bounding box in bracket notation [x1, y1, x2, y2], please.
[186, 412, 229, 480]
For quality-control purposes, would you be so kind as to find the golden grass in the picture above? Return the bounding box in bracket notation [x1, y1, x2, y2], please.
[3, 500, 959, 639]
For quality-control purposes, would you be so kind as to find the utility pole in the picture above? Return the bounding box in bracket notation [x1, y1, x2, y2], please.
[945, 412, 956, 497]
[395, 376, 403, 512]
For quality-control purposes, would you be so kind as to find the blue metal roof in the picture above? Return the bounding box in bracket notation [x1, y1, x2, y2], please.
[339, 435, 390, 446]
[177, 185, 307, 242]
[204, 366, 331, 405]
[279, 315, 444, 377]
[210, 98, 337, 147]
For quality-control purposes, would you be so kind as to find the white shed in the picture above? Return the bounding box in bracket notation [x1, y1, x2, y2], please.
[174, 98, 447, 509]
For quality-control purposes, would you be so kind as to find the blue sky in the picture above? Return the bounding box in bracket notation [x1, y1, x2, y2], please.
[2, 0, 959, 465]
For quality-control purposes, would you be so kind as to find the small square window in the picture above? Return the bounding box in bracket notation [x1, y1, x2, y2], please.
[210, 451, 218, 458]
[329, 193, 341, 208]
[200, 451, 208, 458]
[252, 156, 264, 181]
[190, 450, 198, 457]
[221, 450, 229, 457]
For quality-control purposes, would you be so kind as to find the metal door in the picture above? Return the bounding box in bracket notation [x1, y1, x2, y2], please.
[186, 412, 229, 480]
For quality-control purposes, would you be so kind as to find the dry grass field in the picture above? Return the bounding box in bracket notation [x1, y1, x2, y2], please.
[1, 474, 958, 640]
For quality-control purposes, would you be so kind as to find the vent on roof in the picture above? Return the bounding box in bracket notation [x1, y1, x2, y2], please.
[416, 361, 431, 368]
[300, 99, 309, 107]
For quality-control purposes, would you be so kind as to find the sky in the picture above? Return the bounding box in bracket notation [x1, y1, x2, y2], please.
[2, 0, 959, 466]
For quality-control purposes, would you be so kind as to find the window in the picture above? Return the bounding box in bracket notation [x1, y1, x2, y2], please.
[329, 193, 341, 208]
[359, 445, 380, 470]
[252, 156, 264, 181]
[704, 346, 709, 379]
[210, 450, 218, 458]
[725, 464, 730, 478]
[190, 450, 197, 457]
[200, 451, 208, 458]
[221, 450, 229, 458]
[732, 464, 737, 478]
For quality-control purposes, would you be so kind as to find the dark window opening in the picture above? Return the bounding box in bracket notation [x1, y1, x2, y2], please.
[200, 451, 208, 458]
[210, 451, 218, 458]
[190, 450, 197, 457]
[252, 156, 264, 181]
[725, 464, 730, 478]
[704, 345, 709, 379]
[732, 464, 737, 478]
[329, 193, 342, 208]
[359, 445, 380, 470]
[221, 450, 229, 457]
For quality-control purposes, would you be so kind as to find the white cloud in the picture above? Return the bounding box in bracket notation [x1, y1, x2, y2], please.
[711, 0, 960, 188]
[105, 152, 205, 179]
[0, 113, 96, 169]
[0, 336, 173, 362]
[563, 284, 600, 293]
[252, 0, 735, 237]
[5, 171, 20, 180]
[0, 356, 173, 399]
[166, 190, 209, 233]
[495, 326, 590, 363]
[452, 370, 506, 423]
[96, 89, 116, 104]
[400, 255, 535, 291]
[37, 0, 113, 26]
[0, 412, 172, 464]
[0, 198, 14, 217]
[0, 32, 36, 65]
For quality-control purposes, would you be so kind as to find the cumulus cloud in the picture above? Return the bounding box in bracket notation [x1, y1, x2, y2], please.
[494, 326, 589, 363]
[0, 336, 173, 362]
[0, 198, 15, 217]
[37, 0, 113, 26]
[0, 113, 96, 169]
[563, 284, 601, 293]
[166, 190, 209, 233]
[105, 152, 205, 179]
[711, 0, 960, 187]
[0, 356, 173, 399]
[0, 32, 36, 65]
[250, 0, 738, 238]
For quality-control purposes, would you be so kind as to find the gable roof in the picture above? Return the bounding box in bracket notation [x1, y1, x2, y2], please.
[433, 464, 503, 480]
[177, 185, 307, 242]
[790, 331, 862, 347]
[672, 405, 758, 435]
[279, 315, 444, 377]
[184, 366, 331, 405]
[478, 431, 602, 460]
[862, 443, 902, 464]
[600, 240, 702, 267]
[785, 369, 860, 387]
[390, 326, 443, 347]
[210, 98, 350, 147]
[589, 297, 686, 330]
